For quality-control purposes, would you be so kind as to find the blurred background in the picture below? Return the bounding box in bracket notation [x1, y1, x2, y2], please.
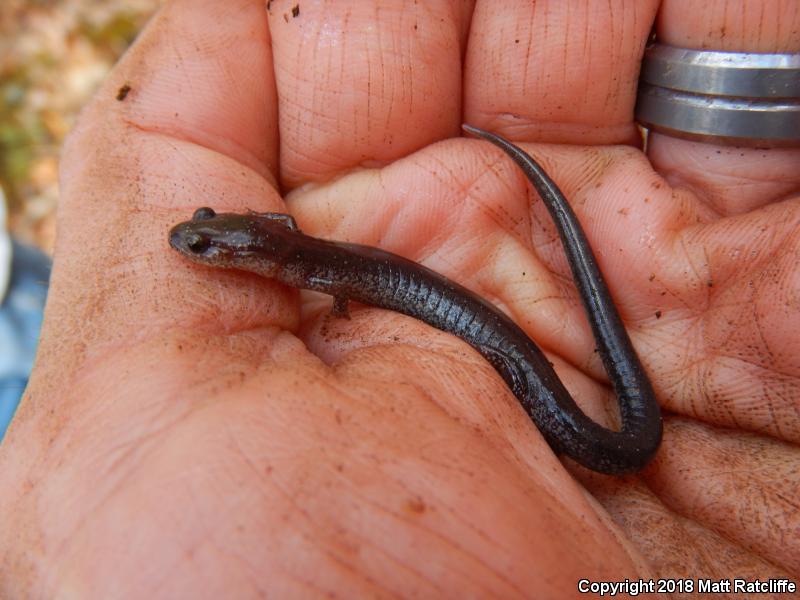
[2, 0, 163, 252]
[1, 0, 163, 439]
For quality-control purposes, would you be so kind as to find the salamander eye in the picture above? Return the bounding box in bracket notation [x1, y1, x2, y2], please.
[186, 232, 211, 254]
[192, 207, 216, 221]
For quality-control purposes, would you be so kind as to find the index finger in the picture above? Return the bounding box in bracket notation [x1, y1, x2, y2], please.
[35, 0, 293, 394]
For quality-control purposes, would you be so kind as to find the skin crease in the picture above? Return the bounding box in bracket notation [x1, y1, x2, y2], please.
[0, 0, 798, 597]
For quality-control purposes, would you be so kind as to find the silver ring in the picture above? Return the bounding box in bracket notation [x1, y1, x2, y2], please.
[635, 43, 800, 147]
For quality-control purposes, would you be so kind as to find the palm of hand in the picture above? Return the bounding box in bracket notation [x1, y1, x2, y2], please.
[1, 0, 798, 597]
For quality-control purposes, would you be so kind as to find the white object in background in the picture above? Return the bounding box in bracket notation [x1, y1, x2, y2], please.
[0, 189, 11, 304]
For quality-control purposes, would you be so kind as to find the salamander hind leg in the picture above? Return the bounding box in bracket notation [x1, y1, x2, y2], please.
[331, 296, 351, 319]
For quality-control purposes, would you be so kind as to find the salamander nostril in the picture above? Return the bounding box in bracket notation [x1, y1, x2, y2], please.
[192, 207, 216, 221]
[186, 233, 210, 253]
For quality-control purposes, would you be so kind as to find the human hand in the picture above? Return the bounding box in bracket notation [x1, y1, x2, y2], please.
[1, 0, 798, 597]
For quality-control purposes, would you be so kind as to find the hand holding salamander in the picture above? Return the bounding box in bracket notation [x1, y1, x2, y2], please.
[169, 126, 662, 475]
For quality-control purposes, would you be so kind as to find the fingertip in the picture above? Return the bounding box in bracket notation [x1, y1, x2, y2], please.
[464, 0, 659, 145]
[95, 0, 278, 180]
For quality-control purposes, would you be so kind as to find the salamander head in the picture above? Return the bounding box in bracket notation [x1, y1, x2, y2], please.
[169, 207, 299, 276]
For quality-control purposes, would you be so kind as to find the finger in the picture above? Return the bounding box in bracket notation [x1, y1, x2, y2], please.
[648, 0, 800, 217]
[656, 0, 799, 53]
[267, 0, 472, 188]
[463, 0, 659, 145]
[642, 1, 800, 440]
[27, 0, 293, 405]
[648, 142, 800, 216]
[66, 0, 281, 188]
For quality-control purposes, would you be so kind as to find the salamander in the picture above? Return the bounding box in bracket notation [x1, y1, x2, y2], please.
[168, 125, 662, 474]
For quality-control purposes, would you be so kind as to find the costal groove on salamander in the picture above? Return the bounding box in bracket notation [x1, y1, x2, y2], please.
[168, 125, 663, 474]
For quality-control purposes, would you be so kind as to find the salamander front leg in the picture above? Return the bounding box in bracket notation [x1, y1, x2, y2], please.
[249, 211, 300, 231]
[331, 296, 351, 319]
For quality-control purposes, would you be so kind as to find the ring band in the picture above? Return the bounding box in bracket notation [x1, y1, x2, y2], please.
[635, 43, 800, 147]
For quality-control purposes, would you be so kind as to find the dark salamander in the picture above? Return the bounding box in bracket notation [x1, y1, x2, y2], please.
[169, 125, 662, 474]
